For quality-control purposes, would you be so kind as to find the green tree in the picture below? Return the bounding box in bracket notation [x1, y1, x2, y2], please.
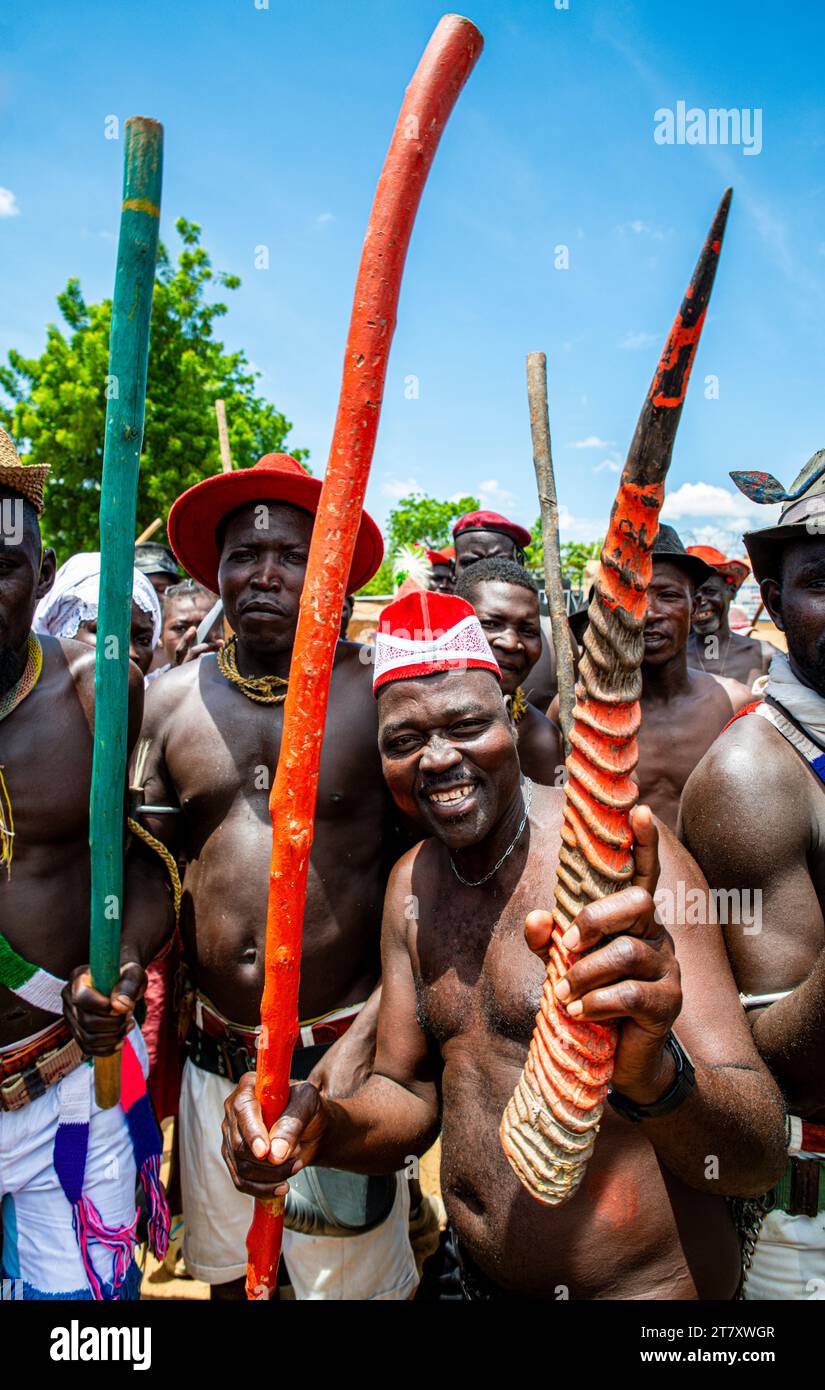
[386, 492, 478, 554]
[356, 490, 479, 596]
[560, 539, 603, 588]
[0, 218, 308, 559]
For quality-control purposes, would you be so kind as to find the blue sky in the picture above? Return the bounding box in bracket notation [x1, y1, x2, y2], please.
[2, 0, 823, 554]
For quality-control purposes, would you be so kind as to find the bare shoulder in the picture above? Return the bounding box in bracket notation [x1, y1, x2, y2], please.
[52, 636, 143, 726]
[54, 634, 96, 686]
[710, 672, 753, 710]
[334, 638, 374, 690]
[144, 652, 205, 715]
[680, 712, 811, 876]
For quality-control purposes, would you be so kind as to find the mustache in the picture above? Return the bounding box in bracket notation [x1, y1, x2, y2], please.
[418, 768, 478, 797]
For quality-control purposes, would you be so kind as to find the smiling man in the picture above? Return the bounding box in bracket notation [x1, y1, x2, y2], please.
[134, 453, 418, 1301]
[686, 546, 775, 687]
[455, 557, 562, 783]
[221, 588, 785, 1300]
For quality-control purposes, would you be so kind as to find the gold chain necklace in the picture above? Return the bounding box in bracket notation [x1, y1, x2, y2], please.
[511, 686, 528, 723]
[216, 636, 289, 705]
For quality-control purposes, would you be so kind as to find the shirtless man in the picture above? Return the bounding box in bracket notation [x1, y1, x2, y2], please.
[681, 452, 825, 1298]
[138, 452, 417, 1300]
[452, 508, 558, 710]
[686, 545, 775, 688]
[223, 589, 785, 1300]
[0, 436, 172, 1300]
[454, 557, 562, 783]
[556, 528, 750, 828]
[637, 528, 751, 827]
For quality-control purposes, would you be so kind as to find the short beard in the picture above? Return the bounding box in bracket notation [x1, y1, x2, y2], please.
[0, 645, 25, 698]
[783, 615, 825, 696]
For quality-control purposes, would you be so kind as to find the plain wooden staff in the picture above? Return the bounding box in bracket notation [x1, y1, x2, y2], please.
[215, 399, 232, 472]
[526, 351, 575, 754]
[135, 516, 162, 544]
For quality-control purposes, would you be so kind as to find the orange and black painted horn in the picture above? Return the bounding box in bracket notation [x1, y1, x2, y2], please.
[500, 188, 733, 1206]
[245, 14, 484, 1300]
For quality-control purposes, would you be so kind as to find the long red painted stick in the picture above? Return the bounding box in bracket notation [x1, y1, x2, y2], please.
[500, 189, 733, 1205]
[245, 13, 484, 1300]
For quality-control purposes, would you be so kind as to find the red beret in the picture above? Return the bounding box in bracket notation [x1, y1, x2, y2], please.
[452, 510, 531, 551]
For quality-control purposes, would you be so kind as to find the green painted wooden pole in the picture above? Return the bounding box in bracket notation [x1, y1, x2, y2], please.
[90, 117, 163, 1108]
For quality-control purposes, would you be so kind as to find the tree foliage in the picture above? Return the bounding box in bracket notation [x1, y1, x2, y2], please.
[560, 538, 603, 587]
[356, 491, 480, 596]
[386, 492, 478, 555]
[0, 218, 307, 559]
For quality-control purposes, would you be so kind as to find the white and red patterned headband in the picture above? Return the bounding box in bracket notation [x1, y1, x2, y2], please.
[373, 591, 501, 695]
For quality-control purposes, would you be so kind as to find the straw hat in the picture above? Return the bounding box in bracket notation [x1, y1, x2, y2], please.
[0, 427, 50, 514]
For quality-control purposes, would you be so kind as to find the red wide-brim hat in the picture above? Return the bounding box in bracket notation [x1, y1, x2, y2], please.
[686, 545, 750, 592]
[168, 453, 384, 594]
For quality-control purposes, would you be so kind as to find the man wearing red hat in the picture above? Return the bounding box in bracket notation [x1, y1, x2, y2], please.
[134, 454, 419, 1300]
[424, 548, 455, 595]
[451, 510, 532, 575]
[222, 587, 784, 1300]
[686, 545, 776, 688]
[454, 557, 563, 783]
[453, 509, 559, 711]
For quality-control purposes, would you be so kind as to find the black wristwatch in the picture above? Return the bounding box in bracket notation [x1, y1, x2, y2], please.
[607, 1032, 696, 1123]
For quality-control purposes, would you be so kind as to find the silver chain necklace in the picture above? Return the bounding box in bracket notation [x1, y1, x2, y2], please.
[449, 779, 533, 887]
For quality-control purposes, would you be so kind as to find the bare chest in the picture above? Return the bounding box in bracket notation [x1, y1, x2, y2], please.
[413, 883, 546, 1052]
[162, 677, 384, 833]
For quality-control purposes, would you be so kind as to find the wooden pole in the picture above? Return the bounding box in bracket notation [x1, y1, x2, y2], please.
[135, 516, 162, 544]
[215, 399, 232, 472]
[245, 13, 484, 1300]
[526, 352, 575, 754]
[89, 118, 163, 1109]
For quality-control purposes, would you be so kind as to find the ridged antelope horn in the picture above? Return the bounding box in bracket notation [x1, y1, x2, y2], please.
[500, 188, 733, 1206]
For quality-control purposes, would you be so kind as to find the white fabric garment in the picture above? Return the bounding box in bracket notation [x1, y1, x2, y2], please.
[765, 651, 825, 744]
[33, 551, 162, 646]
[0, 1029, 147, 1299]
[742, 1207, 825, 1301]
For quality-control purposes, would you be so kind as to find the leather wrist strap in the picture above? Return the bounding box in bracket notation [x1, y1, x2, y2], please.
[607, 1031, 696, 1123]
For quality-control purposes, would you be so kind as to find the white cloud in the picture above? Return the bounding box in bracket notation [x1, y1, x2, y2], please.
[381, 476, 424, 500]
[617, 219, 664, 240]
[0, 187, 20, 218]
[569, 435, 614, 450]
[619, 330, 657, 351]
[557, 505, 607, 543]
[315, 212, 335, 226]
[661, 481, 779, 524]
[593, 457, 622, 475]
[478, 478, 517, 509]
